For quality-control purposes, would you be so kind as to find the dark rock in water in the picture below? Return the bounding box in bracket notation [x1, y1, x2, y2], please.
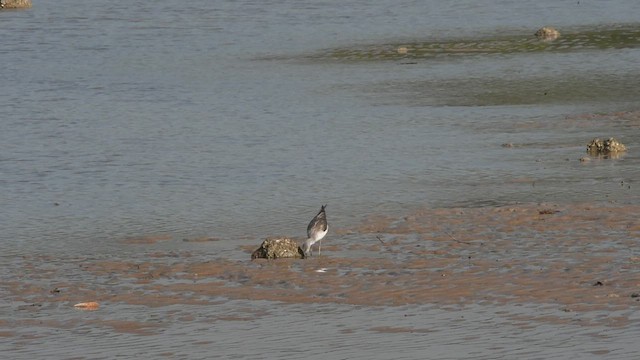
[0, 0, 32, 9]
[251, 237, 305, 259]
[586, 137, 626, 156]
[535, 26, 560, 41]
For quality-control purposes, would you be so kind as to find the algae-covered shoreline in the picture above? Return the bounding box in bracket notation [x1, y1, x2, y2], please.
[293, 24, 640, 62]
[258, 25, 640, 107]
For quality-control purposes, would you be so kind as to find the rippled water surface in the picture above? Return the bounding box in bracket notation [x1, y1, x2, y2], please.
[2, 0, 640, 253]
[2, 1, 640, 358]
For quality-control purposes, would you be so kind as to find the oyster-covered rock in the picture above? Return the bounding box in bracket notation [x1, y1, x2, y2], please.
[0, 0, 32, 9]
[586, 137, 627, 156]
[535, 26, 560, 41]
[251, 237, 304, 259]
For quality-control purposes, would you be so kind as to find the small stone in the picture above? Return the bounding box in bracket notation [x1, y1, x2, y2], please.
[74, 302, 100, 310]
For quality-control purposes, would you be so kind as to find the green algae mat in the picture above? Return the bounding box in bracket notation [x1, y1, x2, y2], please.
[305, 25, 640, 62]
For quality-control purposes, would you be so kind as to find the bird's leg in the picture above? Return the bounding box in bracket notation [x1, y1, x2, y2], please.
[318, 240, 322, 257]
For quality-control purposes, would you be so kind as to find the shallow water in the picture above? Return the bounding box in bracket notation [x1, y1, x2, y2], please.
[3, 301, 638, 359]
[2, 1, 640, 358]
[2, 0, 640, 254]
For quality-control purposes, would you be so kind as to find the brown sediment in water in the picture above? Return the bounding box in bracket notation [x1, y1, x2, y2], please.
[565, 110, 640, 122]
[370, 326, 434, 334]
[90, 320, 162, 335]
[120, 234, 173, 244]
[182, 236, 221, 243]
[2, 202, 640, 331]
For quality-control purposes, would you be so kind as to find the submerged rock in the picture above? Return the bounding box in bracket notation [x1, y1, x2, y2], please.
[0, 0, 32, 9]
[251, 237, 304, 259]
[535, 26, 560, 41]
[586, 137, 627, 156]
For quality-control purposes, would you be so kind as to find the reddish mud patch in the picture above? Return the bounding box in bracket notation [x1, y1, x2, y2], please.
[92, 320, 161, 335]
[121, 234, 173, 245]
[370, 326, 434, 334]
[182, 237, 221, 243]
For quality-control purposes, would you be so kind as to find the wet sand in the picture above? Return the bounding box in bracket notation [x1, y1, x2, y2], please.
[2, 202, 640, 358]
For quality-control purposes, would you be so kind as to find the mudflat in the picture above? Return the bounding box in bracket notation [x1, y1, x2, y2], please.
[2, 202, 639, 358]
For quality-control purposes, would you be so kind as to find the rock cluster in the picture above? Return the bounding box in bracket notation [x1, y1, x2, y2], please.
[0, 0, 32, 9]
[251, 237, 304, 260]
[586, 137, 627, 156]
[535, 26, 560, 41]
